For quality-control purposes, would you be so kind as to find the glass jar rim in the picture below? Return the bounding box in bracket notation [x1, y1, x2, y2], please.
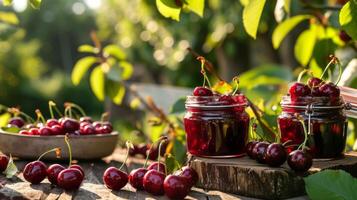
[185, 95, 248, 109]
[280, 95, 345, 110]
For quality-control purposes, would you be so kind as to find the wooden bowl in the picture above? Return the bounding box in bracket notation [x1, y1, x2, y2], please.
[0, 130, 119, 160]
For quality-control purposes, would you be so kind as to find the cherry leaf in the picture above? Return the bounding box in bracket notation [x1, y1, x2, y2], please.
[29, 0, 42, 9]
[211, 81, 233, 94]
[339, 0, 357, 40]
[294, 28, 317, 66]
[90, 66, 105, 101]
[71, 56, 98, 85]
[243, 0, 267, 39]
[3, 0, 13, 6]
[185, 0, 204, 17]
[165, 153, 181, 174]
[78, 45, 98, 54]
[156, 0, 181, 21]
[3, 155, 18, 179]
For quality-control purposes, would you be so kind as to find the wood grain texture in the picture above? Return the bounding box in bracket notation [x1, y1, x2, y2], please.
[189, 152, 357, 200]
[0, 148, 281, 200]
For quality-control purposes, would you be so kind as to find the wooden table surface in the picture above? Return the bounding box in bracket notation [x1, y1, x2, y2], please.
[0, 148, 288, 200]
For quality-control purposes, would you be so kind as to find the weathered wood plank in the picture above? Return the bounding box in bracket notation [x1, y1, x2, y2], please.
[190, 151, 357, 200]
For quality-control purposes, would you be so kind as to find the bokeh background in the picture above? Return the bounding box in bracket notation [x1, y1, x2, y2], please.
[0, 0, 356, 153]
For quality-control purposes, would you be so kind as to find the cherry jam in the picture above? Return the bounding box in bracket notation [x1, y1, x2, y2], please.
[278, 96, 347, 159]
[184, 95, 249, 158]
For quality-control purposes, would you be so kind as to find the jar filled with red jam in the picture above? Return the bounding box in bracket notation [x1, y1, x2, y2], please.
[278, 96, 347, 159]
[184, 94, 249, 158]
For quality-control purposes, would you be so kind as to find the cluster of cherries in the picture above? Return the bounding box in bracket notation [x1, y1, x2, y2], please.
[22, 136, 84, 190]
[103, 141, 198, 199]
[4, 102, 113, 136]
[192, 86, 247, 105]
[289, 56, 341, 103]
[129, 142, 167, 161]
[246, 141, 312, 172]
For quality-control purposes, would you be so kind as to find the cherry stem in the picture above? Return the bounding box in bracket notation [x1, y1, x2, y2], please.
[101, 112, 110, 122]
[297, 69, 309, 83]
[66, 103, 86, 117]
[35, 109, 46, 124]
[37, 148, 60, 161]
[48, 101, 55, 119]
[232, 76, 239, 95]
[64, 107, 73, 118]
[319, 55, 338, 81]
[297, 118, 309, 150]
[198, 57, 212, 88]
[282, 140, 293, 146]
[119, 141, 132, 171]
[334, 59, 342, 85]
[157, 140, 166, 175]
[64, 135, 72, 166]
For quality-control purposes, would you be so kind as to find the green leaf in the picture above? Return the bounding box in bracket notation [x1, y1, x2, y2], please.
[90, 66, 105, 101]
[185, 0, 204, 17]
[29, 0, 42, 9]
[3, 155, 18, 179]
[103, 45, 126, 60]
[211, 81, 233, 94]
[78, 45, 97, 54]
[0, 113, 11, 127]
[165, 153, 181, 174]
[0, 12, 19, 25]
[3, 0, 13, 6]
[71, 56, 98, 85]
[339, 1, 357, 40]
[239, 0, 249, 6]
[170, 97, 186, 114]
[311, 39, 337, 69]
[119, 61, 133, 80]
[243, 0, 266, 39]
[304, 170, 357, 200]
[294, 28, 316, 66]
[272, 15, 312, 49]
[0, 126, 20, 133]
[130, 98, 141, 110]
[106, 80, 126, 105]
[156, 0, 181, 21]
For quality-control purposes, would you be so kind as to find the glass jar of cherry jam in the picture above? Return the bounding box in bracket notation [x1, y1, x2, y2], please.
[184, 95, 249, 158]
[278, 96, 348, 159]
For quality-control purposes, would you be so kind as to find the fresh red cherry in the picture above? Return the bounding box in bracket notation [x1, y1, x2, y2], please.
[8, 117, 25, 128]
[164, 175, 190, 199]
[79, 116, 93, 123]
[289, 83, 311, 100]
[46, 119, 60, 127]
[147, 162, 166, 174]
[129, 144, 138, 156]
[319, 82, 340, 100]
[137, 144, 149, 157]
[39, 127, 53, 136]
[265, 143, 287, 167]
[179, 166, 198, 187]
[232, 94, 247, 104]
[99, 125, 113, 134]
[80, 121, 91, 128]
[0, 155, 9, 172]
[218, 95, 235, 105]
[103, 167, 128, 191]
[339, 30, 351, 43]
[47, 164, 65, 185]
[57, 168, 84, 190]
[252, 142, 269, 163]
[246, 141, 258, 159]
[307, 77, 323, 88]
[143, 169, 166, 195]
[92, 121, 102, 128]
[193, 87, 213, 96]
[29, 128, 40, 135]
[128, 168, 148, 190]
[61, 118, 80, 133]
[80, 125, 96, 135]
[50, 125, 64, 135]
[19, 130, 30, 135]
[287, 150, 313, 172]
[23, 161, 47, 184]
[69, 164, 85, 177]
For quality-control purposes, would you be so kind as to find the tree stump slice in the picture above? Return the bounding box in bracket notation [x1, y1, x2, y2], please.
[189, 151, 357, 200]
